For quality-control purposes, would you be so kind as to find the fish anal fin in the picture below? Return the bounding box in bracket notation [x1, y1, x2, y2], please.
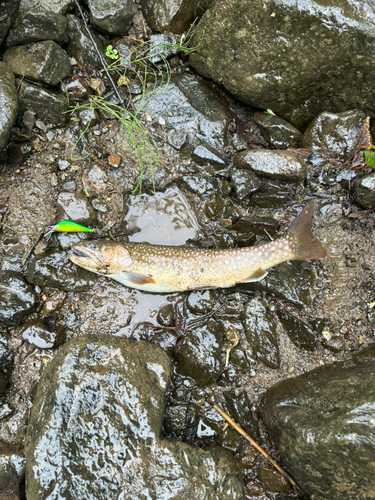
[187, 284, 218, 290]
[123, 272, 156, 285]
[243, 268, 268, 283]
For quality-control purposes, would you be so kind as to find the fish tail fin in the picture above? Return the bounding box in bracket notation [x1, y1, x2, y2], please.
[288, 202, 327, 260]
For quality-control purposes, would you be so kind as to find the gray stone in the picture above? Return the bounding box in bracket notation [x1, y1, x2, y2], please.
[22, 109, 36, 130]
[140, 0, 195, 34]
[16, 319, 64, 349]
[230, 169, 262, 200]
[174, 319, 225, 387]
[57, 191, 97, 226]
[231, 215, 279, 236]
[276, 309, 317, 351]
[0, 62, 18, 152]
[192, 144, 226, 169]
[66, 15, 108, 72]
[87, 0, 135, 35]
[6, 10, 68, 47]
[0, 0, 20, 45]
[189, 0, 375, 128]
[251, 187, 289, 208]
[354, 172, 375, 209]
[260, 345, 375, 500]
[19, 0, 74, 14]
[241, 298, 280, 369]
[148, 33, 178, 63]
[0, 271, 37, 327]
[3, 41, 71, 86]
[26, 250, 96, 292]
[0, 441, 25, 500]
[143, 73, 230, 151]
[186, 289, 217, 315]
[253, 112, 302, 149]
[17, 80, 68, 127]
[234, 149, 307, 182]
[25, 336, 244, 499]
[302, 109, 366, 160]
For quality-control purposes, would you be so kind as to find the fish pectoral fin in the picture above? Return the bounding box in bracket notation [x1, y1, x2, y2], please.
[187, 284, 218, 290]
[243, 268, 268, 283]
[122, 272, 156, 285]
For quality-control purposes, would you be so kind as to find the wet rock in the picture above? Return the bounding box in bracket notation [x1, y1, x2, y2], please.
[66, 15, 107, 71]
[156, 303, 175, 327]
[26, 336, 244, 499]
[3, 41, 71, 86]
[253, 112, 302, 149]
[194, 0, 214, 17]
[174, 319, 225, 387]
[63, 79, 89, 100]
[180, 174, 214, 195]
[244, 261, 317, 308]
[22, 109, 35, 129]
[0, 271, 37, 327]
[223, 390, 260, 440]
[230, 169, 262, 200]
[26, 250, 96, 292]
[231, 215, 279, 235]
[276, 309, 317, 351]
[302, 110, 366, 160]
[0, 0, 20, 45]
[257, 468, 291, 494]
[0, 338, 15, 373]
[77, 107, 100, 127]
[0, 63, 19, 152]
[163, 405, 188, 433]
[241, 298, 279, 369]
[0, 374, 7, 396]
[186, 290, 217, 315]
[87, 0, 135, 35]
[16, 319, 64, 349]
[42, 291, 67, 315]
[354, 172, 375, 209]
[190, 0, 375, 128]
[19, 0, 75, 14]
[167, 129, 189, 150]
[0, 441, 26, 500]
[148, 33, 178, 63]
[57, 191, 97, 226]
[234, 150, 307, 182]
[192, 144, 226, 169]
[6, 10, 69, 47]
[17, 80, 68, 127]
[251, 187, 289, 208]
[322, 335, 344, 353]
[140, 0, 195, 33]
[204, 192, 224, 220]
[143, 73, 230, 151]
[260, 345, 375, 500]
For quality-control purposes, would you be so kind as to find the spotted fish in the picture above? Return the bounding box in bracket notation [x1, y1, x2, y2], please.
[69, 202, 326, 293]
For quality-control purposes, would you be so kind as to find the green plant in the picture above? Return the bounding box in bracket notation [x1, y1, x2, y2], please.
[105, 45, 119, 60]
[65, 21, 203, 195]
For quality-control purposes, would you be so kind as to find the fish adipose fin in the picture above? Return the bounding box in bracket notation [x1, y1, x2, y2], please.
[122, 272, 156, 285]
[289, 202, 327, 260]
[243, 268, 268, 283]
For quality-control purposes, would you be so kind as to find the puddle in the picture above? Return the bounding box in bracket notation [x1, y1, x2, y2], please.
[123, 187, 200, 245]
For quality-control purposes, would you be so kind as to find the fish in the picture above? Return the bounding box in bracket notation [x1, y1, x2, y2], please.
[68, 202, 326, 294]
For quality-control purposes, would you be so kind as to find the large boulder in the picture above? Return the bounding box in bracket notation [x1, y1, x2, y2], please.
[25, 336, 244, 499]
[0, 62, 18, 151]
[260, 345, 375, 499]
[190, 0, 375, 128]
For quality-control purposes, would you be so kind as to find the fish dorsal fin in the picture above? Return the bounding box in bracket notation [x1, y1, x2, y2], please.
[119, 272, 156, 285]
[243, 268, 268, 283]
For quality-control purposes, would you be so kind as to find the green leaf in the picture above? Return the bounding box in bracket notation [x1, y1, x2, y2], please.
[364, 150, 375, 169]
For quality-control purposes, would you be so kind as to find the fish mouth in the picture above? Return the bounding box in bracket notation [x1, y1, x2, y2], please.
[71, 247, 90, 258]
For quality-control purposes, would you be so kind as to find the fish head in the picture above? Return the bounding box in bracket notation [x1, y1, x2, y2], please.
[69, 240, 132, 276]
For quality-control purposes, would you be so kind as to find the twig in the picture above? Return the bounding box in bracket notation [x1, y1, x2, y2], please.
[74, 0, 124, 105]
[213, 404, 305, 496]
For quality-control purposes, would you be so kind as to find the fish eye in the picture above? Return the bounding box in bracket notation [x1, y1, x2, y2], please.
[90, 243, 98, 250]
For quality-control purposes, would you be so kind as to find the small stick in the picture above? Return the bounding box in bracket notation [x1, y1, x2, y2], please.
[213, 404, 305, 496]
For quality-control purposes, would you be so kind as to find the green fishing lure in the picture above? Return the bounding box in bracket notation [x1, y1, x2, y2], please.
[44, 221, 93, 238]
